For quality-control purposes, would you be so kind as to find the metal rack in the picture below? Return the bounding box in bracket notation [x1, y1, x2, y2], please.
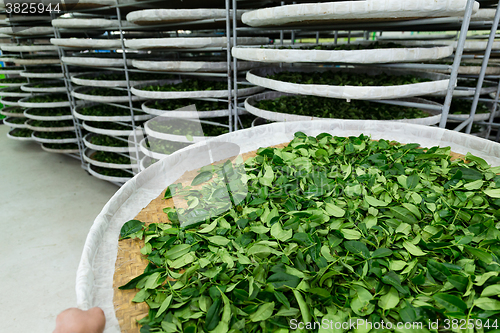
[227, 0, 500, 137]
[47, 0, 251, 185]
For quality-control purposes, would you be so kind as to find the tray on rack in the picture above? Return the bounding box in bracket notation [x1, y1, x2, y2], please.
[52, 18, 135, 29]
[0, 87, 33, 97]
[70, 71, 170, 88]
[74, 102, 153, 122]
[0, 96, 22, 106]
[126, 8, 245, 25]
[50, 38, 123, 49]
[21, 80, 67, 93]
[241, 0, 478, 27]
[82, 121, 138, 137]
[246, 67, 450, 100]
[131, 59, 262, 72]
[0, 66, 24, 75]
[6, 128, 33, 141]
[25, 119, 75, 132]
[24, 107, 73, 121]
[87, 164, 133, 183]
[83, 133, 131, 153]
[41, 143, 80, 154]
[14, 58, 61, 65]
[0, 78, 29, 87]
[144, 116, 229, 143]
[132, 78, 263, 99]
[124, 37, 269, 50]
[32, 131, 78, 144]
[139, 137, 192, 160]
[0, 44, 58, 52]
[245, 91, 442, 125]
[232, 42, 454, 64]
[0, 26, 54, 36]
[71, 86, 148, 103]
[142, 99, 246, 118]
[3, 116, 27, 128]
[62, 55, 132, 67]
[18, 93, 72, 108]
[0, 106, 25, 117]
[84, 148, 137, 170]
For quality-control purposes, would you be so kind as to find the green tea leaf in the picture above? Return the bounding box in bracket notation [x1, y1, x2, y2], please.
[249, 302, 275, 322]
[433, 293, 467, 313]
[120, 220, 144, 239]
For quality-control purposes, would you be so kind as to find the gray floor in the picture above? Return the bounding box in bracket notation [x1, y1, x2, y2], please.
[0, 124, 118, 332]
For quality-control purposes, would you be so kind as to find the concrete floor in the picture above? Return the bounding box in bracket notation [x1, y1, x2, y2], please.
[0, 124, 118, 332]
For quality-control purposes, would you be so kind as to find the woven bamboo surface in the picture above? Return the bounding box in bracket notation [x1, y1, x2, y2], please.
[113, 143, 288, 333]
[112, 142, 465, 333]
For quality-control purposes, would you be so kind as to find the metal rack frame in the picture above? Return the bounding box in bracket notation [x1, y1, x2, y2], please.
[227, 0, 500, 137]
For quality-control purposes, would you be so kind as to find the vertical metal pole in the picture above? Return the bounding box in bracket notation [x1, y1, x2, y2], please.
[116, 4, 141, 173]
[316, 32, 320, 44]
[225, 0, 233, 132]
[280, 1, 285, 46]
[486, 79, 500, 140]
[232, 0, 239, 130]
[334, 31, 338, 45]
[463, 2, 500, 134]
[348, 31, 351, 44]
[51, 12, 85, 167]
[438, 0, 476, 128]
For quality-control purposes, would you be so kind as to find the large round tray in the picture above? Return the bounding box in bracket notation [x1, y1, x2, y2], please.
[0, 44, 58, 52]
[3, 117, 27, 128]
[25, 119, 75, 132]
[0, 106, 25, 117]
[72, 86, 148, 103]
[245, 91, 442, 125]
[0, 87, 32, 97]
[41, 143, 80, 154]
[83, 133, 131, 153]
[62, 56, 132, 67]
[241, 0, 477, 27]
[32, 132, 78, 144]
[18, 94, 71, 108]
[74, 103, 153, 122]
[141, 99, 246, 118]
[131, 59, 261, 72]
[75, 120, 500, 330]
[87, 164, 133, 184]
[50, 38, 123, 49]
[84, 148, 137, 170]
[126, 8, 244, 25]
[82, 121, 136, 137]
[139, 138, 169, 160]
[6, 128, 33, 141]
[124, 37, 269, 50]
[246, 67, 450, 100]
[0, 67, 24, 74]
[132, 79, 264, 99]
[70, 71, 163, 87]
[24, 108, 73, 121]
[232, 43, 454, 64]
[21, 81, 67, 93]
